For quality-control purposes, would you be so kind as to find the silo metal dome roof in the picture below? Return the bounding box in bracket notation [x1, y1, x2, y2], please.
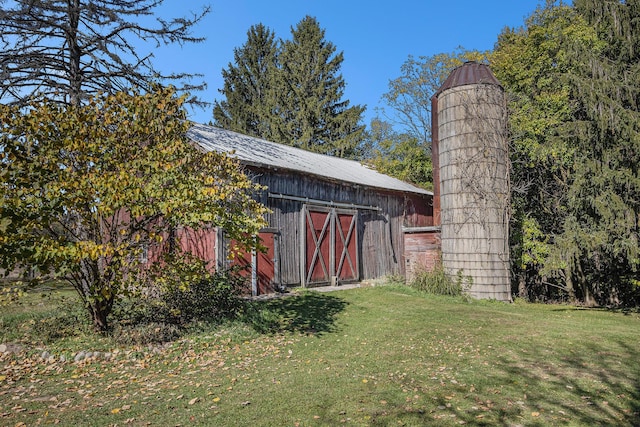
[433, 61, 502, 99]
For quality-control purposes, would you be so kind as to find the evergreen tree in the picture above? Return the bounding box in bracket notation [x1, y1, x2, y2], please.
[274, 16, 365, 157]
[0, 0, 209, 107]
[560, 0, 640, 304]
[493, 1, 640, 304]
[213, 24, 279, 139]
[215, 16, 365, 158]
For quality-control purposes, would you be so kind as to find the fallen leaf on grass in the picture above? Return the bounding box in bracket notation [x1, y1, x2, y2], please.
[531, 412, 540, 417]
[212, 397, 220, 403]
[188, 398, 199, 405]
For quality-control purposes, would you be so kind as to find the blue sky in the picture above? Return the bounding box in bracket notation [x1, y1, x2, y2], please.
[153, 1, 543, 126]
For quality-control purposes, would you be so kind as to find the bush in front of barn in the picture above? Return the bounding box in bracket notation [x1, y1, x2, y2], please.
[409, 264, 472, 297]
[111, 256, 247, 344]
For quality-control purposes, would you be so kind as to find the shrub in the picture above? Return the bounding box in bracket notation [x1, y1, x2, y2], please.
[110, 264, 248, 344]
[115, 254, 247, 326]
[409, 264, 472, 297]
[160, 269, 246, 323]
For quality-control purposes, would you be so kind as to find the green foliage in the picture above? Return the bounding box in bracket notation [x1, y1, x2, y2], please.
[364, 118, 433, 189]
[111, 260, 248, 344]
[115, 255, 246, 324]
[409, 265, 471, 297]
[367, 48, 486, 189]
[492, 0, 640, 305]
[214, 16, 366, 158]
[213, 24, 279, 140]
[0, 88, 268, 331]
[154, 264, 246, 324]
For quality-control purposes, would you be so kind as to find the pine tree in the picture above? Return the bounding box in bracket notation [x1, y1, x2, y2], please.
[0, 0, 209, 107]
[560, 0, 640, 303]
[213, 24, 279, 139]
[214, 16, 365, 158]
[273, 16, 365, 157]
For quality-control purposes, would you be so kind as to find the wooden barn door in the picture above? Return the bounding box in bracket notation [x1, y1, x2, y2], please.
[302, 205, 359, 287]
[229, 230, 280, 296]
[256, 231, 278, 295]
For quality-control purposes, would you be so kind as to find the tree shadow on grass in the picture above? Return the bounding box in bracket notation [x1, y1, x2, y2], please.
[434, 339, 639, 426]
[363, 336, 639, 427]
[245, 292, 349, 336]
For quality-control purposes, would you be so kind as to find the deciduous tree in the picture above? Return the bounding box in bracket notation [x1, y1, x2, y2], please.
[491, 3, 593, 300]
[382, 48, 488, 148]
[364, 118, 432, 190]
[0, 88, 268, 331]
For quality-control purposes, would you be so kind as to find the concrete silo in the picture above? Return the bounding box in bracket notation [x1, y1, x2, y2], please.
[431, 62, 511, 301]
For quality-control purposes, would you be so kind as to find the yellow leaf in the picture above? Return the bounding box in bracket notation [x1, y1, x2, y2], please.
[0, 375, 6, 381]
[212, 397, 220, 402]
[111, 408, 120, 414]
[362, 379, 368, 383]
[531, 412, 540, 417]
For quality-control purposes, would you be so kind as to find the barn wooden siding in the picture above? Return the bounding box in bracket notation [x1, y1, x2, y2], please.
[248, 168, 433, 286]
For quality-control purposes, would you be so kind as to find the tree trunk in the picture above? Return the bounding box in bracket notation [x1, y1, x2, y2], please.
[518, 274, 527, 300]
[564, 265, 576, 302]
[92, 308, 109, 333]
[576, 260, 595, 306]
[90, 299, 112, 333]
[66, 0, 83, 106]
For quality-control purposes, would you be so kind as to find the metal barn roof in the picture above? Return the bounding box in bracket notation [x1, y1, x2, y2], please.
[188, 123, 432, 196]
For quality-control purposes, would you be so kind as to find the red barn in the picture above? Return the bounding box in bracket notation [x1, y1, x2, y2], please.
[185, 124, 440, 295]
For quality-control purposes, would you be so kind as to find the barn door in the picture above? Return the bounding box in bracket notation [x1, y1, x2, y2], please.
[302, 205, 359, 287]
[228, 230, 280, 296]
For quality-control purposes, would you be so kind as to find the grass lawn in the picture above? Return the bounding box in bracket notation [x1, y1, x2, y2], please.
[1, 285, 639, 426]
